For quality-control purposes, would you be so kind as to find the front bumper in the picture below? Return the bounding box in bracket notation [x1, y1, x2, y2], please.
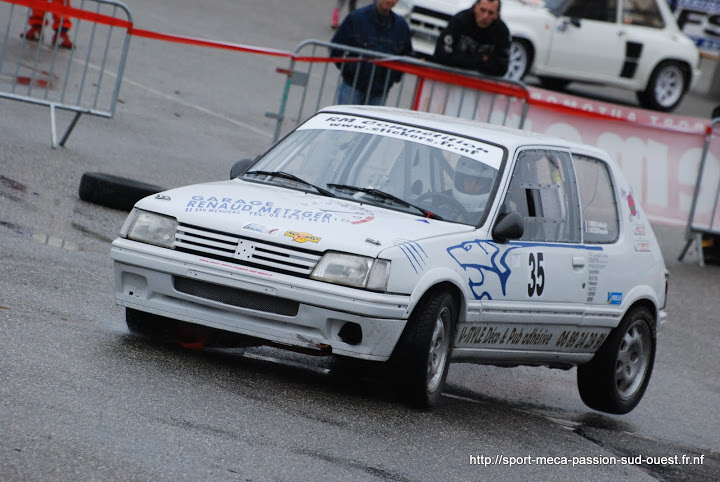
[111, 239, 412, 361]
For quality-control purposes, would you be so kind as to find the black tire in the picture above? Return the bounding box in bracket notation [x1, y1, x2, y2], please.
[126, 308, 242, 349]
[505, 38, 532, 82]
[126, 308, 175, 341]
[538, 76, 571, 91]
[79, 172, 164, 212]
[702, 234, 720, 265]
[577, 306, 656, 414]
[390, 288, 457, 408]
[636, 61, 688, 112]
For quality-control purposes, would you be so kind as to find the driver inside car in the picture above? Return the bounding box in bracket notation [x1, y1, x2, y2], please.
[452, 157, 496, 223]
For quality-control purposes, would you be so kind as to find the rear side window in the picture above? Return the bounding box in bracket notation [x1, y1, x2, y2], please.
[623, 0, 665, 28]
[564, 0, 618, 22]
[503, 149, 581, 243]
[573, 154, 620, 244]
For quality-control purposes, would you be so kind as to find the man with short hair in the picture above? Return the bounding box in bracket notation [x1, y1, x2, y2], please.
[432, 0, 511, 77]
[330, 0, 412, 105]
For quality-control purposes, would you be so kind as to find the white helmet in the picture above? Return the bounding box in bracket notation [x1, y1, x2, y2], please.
[452, 157, 495, 212]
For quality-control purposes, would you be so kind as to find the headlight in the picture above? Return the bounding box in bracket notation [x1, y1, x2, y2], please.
[311, 252, 390, 291]
[121, 209, 177, 248]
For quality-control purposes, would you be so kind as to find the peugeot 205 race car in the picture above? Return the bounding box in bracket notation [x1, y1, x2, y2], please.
[111, 105, 668, 413]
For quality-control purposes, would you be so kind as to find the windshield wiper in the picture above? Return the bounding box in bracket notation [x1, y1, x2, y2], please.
[245, 170, 336, 197]
[327, 184, 443, 220]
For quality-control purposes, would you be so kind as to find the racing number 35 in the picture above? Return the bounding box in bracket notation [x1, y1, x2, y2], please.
[528, 252, 545, 297]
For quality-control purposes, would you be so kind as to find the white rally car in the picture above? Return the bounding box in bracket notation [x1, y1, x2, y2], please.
[395, 0, 701, 111]
[111, 106, 668, 413]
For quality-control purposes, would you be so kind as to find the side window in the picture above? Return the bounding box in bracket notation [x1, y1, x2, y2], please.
[573, 154, 620, 244]
[565, 0, 617, 22]
[503, 149, 581, 243]
[623, 0, 665, 28]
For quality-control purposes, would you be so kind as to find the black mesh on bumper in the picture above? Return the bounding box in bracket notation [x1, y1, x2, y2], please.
[173, 276, 299, 316]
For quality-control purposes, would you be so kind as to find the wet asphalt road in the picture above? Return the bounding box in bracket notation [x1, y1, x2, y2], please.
[1, 0, 719, 480]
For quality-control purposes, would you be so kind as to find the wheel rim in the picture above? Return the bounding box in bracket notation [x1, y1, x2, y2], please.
[614, 320, 651, 400]
[653, 64, 684, 108]
[427, 306, 450, 393]
[505, 42, 527, 81]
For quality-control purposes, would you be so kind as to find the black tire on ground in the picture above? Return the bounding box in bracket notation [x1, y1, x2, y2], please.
[636, 61, 688, 112]
[126, 308, 248, 349]
[125, 308, 176, 342]
[390, 288, 457, 408]
[701, 234, 720, 265]
[577, 306, 656, 414]
[78, 172, 165, 212]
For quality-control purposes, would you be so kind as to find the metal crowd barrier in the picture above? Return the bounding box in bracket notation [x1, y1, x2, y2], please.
[266, 39, 530, 143]
[679, 107, 720, 266]
[0, 0, 132, 147]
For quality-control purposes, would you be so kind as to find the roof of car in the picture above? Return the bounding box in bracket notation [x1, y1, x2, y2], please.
[318, 105, 609, 158]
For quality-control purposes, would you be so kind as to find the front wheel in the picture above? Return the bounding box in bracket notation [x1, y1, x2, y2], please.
[504, 39, 532, 82]
[390, 289, 457, 408]
[126, 308, 174, 341]
[636, 61, 687, 112]
[577, 306, 656, 414]
[125, 308, 213, 350]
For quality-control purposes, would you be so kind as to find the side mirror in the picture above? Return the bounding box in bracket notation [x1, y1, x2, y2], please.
[230, 158, 255, 179]
[492, 211, 524, 243]
[570, 17, 581, 28]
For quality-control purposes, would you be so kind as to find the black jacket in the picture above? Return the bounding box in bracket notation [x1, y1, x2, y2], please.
[330, 5, 413, 95]
[432, 8, 511, 77]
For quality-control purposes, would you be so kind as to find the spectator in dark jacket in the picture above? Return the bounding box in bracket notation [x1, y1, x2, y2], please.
[432, 0, 511, 77]
[330, 0, 412, 105]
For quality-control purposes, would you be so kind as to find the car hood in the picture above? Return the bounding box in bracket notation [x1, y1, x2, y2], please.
[135, 180, 477, 256]
[410, 0, 472, 14]
[504, 0, 549, 15]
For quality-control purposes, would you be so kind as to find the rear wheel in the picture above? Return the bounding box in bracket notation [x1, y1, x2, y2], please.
[390, 288, 457, 408]
[505, 39, 532, 81]
[577, 306, 656, 414]
[636, 61, 687, 112]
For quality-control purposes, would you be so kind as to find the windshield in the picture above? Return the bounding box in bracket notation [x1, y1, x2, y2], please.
[244, 113, 505, 225]
[544, 0, 573, 15]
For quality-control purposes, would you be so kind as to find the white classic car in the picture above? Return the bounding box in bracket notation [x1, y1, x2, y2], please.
[111, 105, 668, 413]
[395, 0, 701, 111]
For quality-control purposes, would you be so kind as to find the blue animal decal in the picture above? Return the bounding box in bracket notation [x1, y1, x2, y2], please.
[447, 240, 519, 300]
[394, 240, 429, 274]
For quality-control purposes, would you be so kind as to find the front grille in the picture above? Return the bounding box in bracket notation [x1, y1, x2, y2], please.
[411, 30, 439, 44]
[413, 6, 454, 23]
[408, 7, 451, 45]
[174, 222, 321, 276]
[174, 276, 299, 316]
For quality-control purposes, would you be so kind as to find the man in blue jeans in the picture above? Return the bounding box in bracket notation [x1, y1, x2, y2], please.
[330, 0, 412, 105]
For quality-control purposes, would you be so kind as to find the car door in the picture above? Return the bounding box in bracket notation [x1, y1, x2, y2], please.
[572, 152, 628, 331]
[478, 148, 587, 335]
[543, 0, 626, 82]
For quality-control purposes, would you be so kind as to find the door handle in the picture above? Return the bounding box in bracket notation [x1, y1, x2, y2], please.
[572, 257, 586, 268]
